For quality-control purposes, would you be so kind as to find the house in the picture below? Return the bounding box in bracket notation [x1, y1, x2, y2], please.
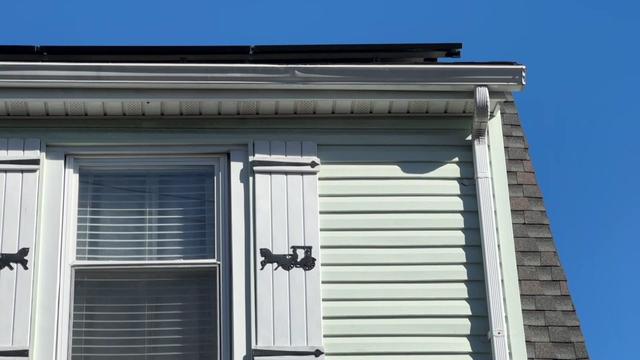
[0, 44, 587, 360]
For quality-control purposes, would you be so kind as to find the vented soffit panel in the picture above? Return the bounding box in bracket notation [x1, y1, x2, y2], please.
[0, 95, 507, 117]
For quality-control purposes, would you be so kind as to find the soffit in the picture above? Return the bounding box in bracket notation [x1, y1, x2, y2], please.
[0, 62, 521, 118]
[0, 96, 505, 117]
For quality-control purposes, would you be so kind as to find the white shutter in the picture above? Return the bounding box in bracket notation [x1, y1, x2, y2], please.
[253, 141, 324, 359]
[0, 138, 40, 358]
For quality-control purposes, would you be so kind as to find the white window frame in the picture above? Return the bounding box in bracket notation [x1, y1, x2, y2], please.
[52, 149, 242, 360]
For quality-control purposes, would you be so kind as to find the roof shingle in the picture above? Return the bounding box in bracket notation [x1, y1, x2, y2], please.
[503, 100, 589, 359]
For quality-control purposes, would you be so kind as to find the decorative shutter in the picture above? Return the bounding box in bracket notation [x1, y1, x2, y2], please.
[0, 138, 40, 358]
[253, 141, 324, 359]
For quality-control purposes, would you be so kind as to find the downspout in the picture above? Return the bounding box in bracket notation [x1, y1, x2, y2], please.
[473, 86, 510, 360]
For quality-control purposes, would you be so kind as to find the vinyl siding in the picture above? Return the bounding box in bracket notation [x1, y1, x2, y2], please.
[318, 140, 491, 359]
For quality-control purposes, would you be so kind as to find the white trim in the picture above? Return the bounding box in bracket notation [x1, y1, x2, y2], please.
[29, 144, 249, 360]
[45, 145, 245, 155]
[57, 154, 227, 360]
[32, 149, 65, 359]
[0, 94, 508, 119]
[473, 87, 490, 139]
[473, 87, 510, 360]
[0, 62, 526, 92]
[70, 259, 220, 267]
[55, 154, 77, 360]
[0, 88, 507, 101]
[230, 148, 249, 360]
[68, 155, 221, 168]
[487, 108, 528, 359]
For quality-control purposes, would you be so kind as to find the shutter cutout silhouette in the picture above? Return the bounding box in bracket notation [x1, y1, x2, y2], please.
[253, 141, 324, 359]
[0, 138, 40, 358]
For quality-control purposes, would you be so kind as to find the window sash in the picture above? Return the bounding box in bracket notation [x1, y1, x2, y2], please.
[66, 156, 223, 265]
[69, 266, 221, 360]
[75, 167, 217, 262]
[59, 154, 228, 360]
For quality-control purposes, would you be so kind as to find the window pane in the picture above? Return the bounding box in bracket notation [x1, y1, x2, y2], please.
[76, 168, 215, 261]
[71, 268, 219, 360]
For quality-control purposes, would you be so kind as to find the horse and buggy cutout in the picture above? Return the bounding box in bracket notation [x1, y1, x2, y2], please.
[0, 248, 30, 272]
[259, 246, 316, 271]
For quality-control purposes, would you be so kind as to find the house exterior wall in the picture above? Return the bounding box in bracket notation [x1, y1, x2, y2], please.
[0, 107, 582, 359]
[317, 135, 491, 358]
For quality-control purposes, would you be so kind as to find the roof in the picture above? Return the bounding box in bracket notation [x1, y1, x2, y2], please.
[502, 101, 589, 359]
[0, 43, 465, 64]
[0, 43, 526, 117]
[0, 43, 525, 93]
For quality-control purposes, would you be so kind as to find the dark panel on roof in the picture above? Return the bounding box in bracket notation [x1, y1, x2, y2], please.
[0, 43, 461, 64]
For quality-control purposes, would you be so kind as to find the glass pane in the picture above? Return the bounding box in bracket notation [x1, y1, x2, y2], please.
[76, 168, 215, 261]
[71, 268, 219, 360]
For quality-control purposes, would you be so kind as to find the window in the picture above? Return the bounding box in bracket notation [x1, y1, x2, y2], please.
[61, 156, 226, 360]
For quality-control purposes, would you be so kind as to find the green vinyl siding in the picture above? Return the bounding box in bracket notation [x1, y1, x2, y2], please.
[318, 141, 491, 359]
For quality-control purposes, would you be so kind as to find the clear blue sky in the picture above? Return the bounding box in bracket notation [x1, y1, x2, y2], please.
[2, 1, 637, 358]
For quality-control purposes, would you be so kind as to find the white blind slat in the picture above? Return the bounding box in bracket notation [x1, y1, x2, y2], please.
[72, 268, 219, 360]
[71, 165, 220, 360]
[76, 169, 215, 261]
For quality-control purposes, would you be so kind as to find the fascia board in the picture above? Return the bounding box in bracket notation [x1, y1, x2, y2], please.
[0, 88, 509, 103]
[0, 62, 526, 92]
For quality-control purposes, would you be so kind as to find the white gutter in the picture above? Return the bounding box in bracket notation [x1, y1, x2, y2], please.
[0, 62, 525, 92]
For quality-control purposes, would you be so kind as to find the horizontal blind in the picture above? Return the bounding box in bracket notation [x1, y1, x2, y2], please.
[71, 268, 219, 360]
[76, 169, 215, 261]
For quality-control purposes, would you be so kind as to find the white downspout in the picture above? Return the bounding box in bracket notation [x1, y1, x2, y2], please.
[473, 86, 510, 360]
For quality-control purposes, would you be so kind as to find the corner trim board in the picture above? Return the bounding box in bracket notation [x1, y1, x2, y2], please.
[487, 108, 528, 359]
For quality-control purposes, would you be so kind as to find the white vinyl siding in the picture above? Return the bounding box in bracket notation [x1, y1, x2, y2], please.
[318, 141, 491, 359]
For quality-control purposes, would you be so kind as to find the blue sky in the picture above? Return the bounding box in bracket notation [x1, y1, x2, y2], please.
[2, 0, 638, 358]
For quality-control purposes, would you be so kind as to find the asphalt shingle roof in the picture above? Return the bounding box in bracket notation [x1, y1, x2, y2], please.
[502, 100, 589, 359]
